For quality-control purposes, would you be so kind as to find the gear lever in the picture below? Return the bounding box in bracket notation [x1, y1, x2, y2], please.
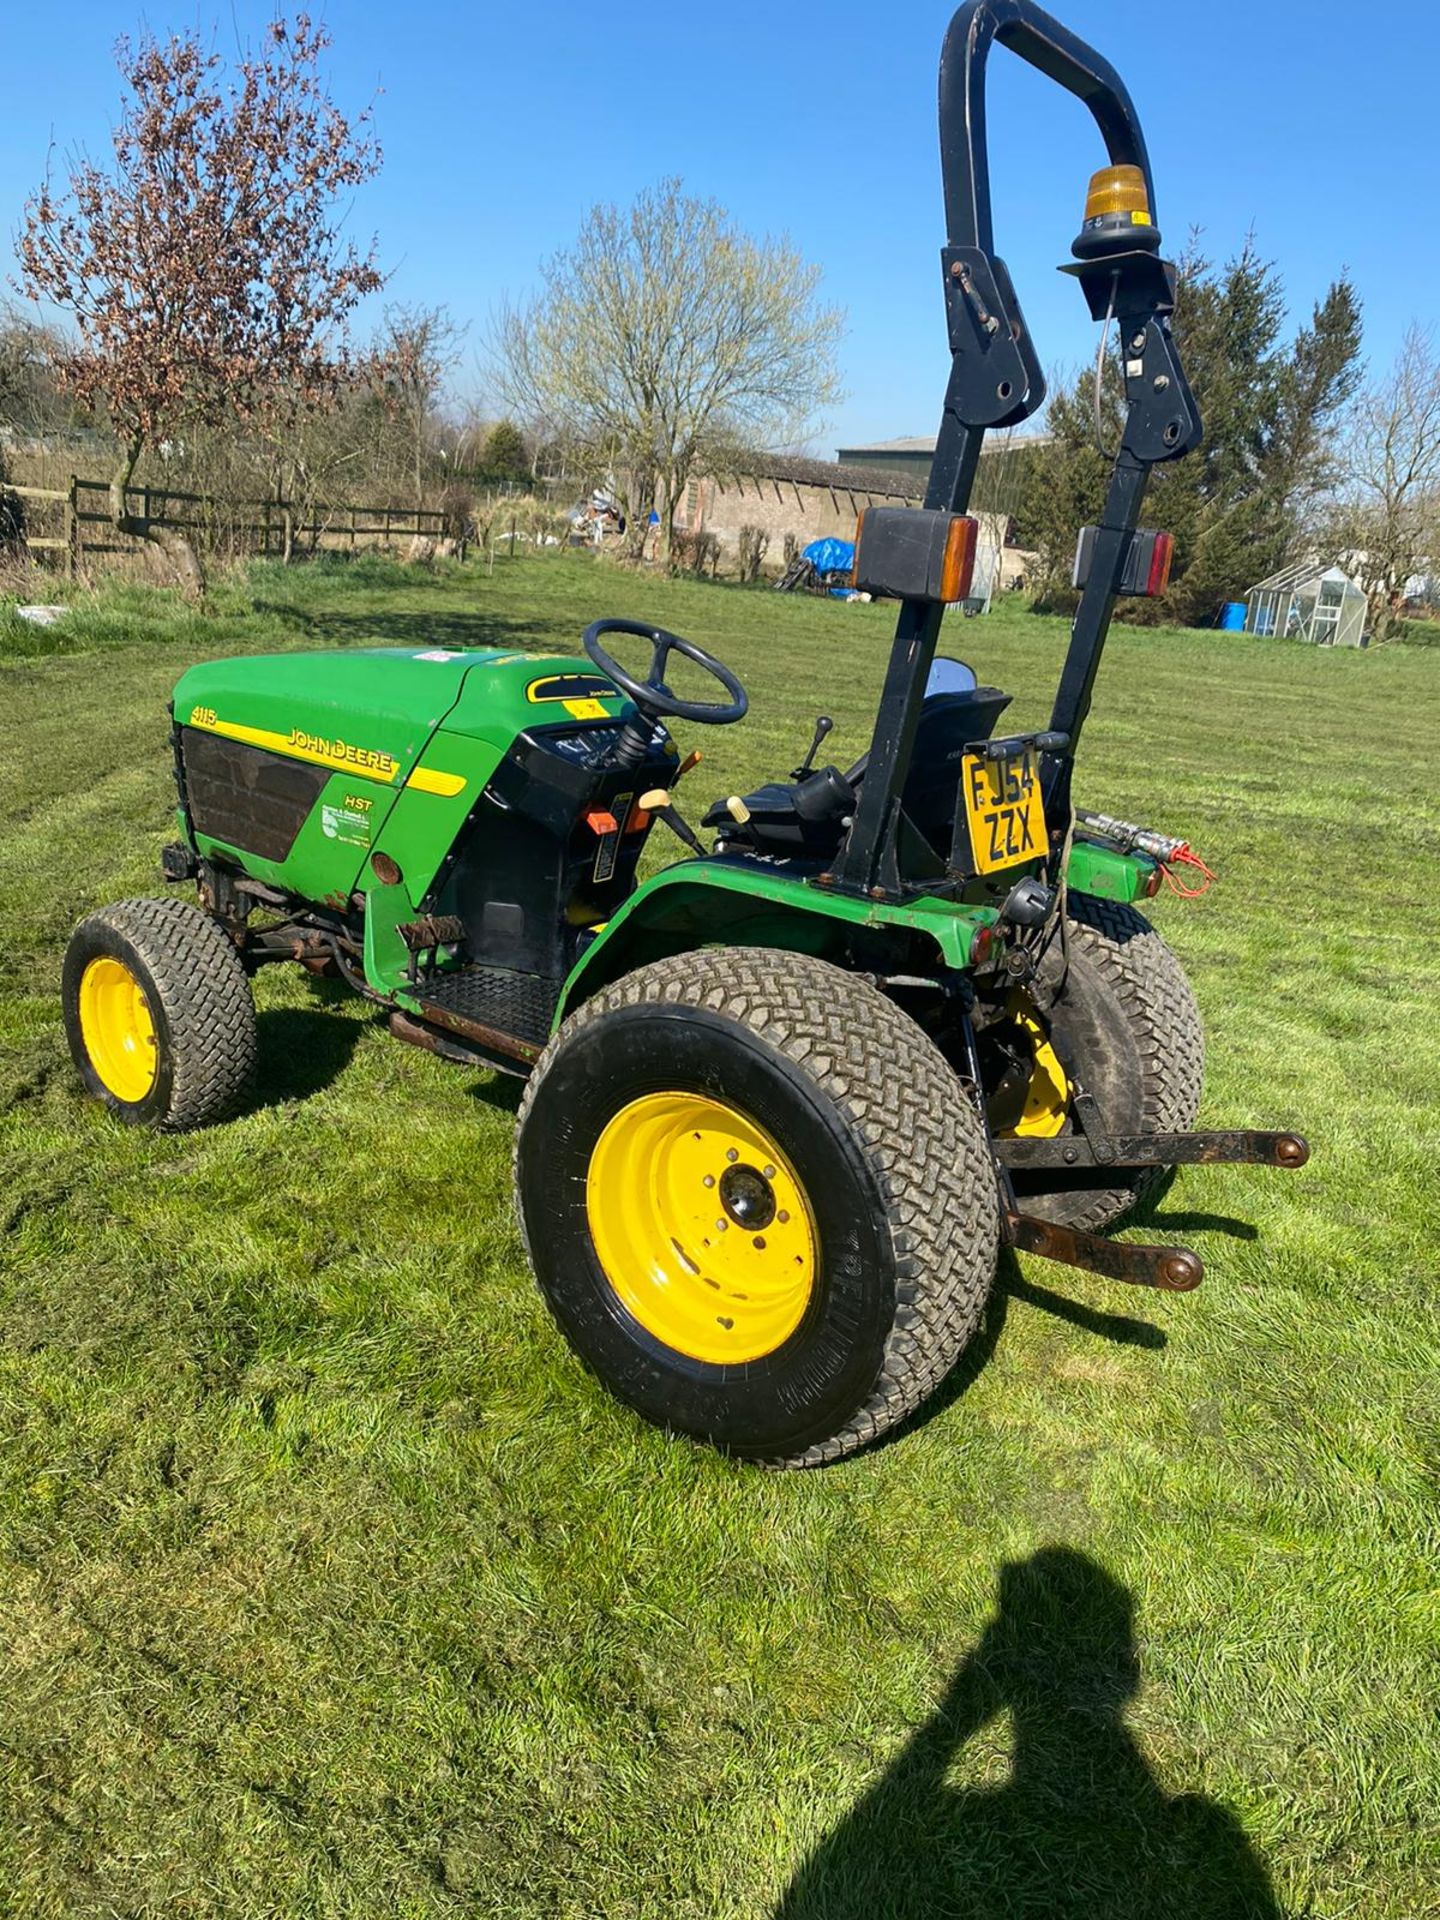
[793, 715, 834, 780]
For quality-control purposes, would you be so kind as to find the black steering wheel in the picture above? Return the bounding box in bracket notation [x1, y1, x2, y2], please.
[582, 618, 748, 725]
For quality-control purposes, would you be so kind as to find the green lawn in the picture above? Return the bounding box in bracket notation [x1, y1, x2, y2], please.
[2, 552, 1438, 1918]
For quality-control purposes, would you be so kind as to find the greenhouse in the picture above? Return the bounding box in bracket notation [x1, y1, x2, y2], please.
[1244, 561, 1368, 647]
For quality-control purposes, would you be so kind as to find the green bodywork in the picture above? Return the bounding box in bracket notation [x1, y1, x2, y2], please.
[173, 645, 632, 908]
[549, 836, 1155, 1027]
[171, 645, 1158, 1025]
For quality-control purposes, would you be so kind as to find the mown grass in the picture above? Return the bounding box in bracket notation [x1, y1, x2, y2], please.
[2, 551, 1438, 1918]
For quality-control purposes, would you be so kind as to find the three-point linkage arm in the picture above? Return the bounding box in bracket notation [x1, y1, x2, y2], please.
[830, 0, 1202, 900]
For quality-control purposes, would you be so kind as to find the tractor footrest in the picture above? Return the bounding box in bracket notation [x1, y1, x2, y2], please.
[1005, 1211, 1203, 1292]
[412, 965, 560, 1058]
[997, 1129, 1309, 1172]
[398, 914, 466, 951]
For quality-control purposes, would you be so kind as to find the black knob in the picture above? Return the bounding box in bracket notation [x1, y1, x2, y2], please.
[796, 714, 834, 778]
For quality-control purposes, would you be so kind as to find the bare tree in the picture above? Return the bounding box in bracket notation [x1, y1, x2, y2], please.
[0, 303, 77, 439]
[1331, 325, 1440, 638]
[490, 179, 843, 562]
[372, 305, 467, 508]
[18, 17, 383, 593]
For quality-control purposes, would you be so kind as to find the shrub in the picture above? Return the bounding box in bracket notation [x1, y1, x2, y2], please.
[670, 528, 721, 578]
[737, 524, 769, 583]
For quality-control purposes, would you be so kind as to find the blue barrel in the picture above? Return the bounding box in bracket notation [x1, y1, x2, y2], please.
[1219, 601, 1246, 631]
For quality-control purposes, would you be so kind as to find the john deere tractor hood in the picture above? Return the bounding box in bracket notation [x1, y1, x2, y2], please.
[171, 645, 633, 900]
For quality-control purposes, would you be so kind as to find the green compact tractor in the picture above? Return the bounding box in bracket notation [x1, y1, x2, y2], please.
[65, 0, 1306, 1466]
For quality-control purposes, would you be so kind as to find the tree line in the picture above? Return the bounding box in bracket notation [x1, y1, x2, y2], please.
[1015, 245, 1438, 640]
[4, 11, 1437, 632]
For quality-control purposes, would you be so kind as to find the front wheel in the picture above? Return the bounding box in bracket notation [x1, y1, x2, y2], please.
[514, 948, 999, 1466]
[63, 898, 257, 1130]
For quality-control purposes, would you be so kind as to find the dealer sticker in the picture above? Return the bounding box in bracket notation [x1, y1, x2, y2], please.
[321, 795, 374, 846]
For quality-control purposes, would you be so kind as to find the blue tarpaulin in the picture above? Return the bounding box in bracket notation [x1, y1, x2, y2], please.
[802, 537, 855, 575]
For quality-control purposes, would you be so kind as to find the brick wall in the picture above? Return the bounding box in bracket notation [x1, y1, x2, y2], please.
[679, 470, 918, 561]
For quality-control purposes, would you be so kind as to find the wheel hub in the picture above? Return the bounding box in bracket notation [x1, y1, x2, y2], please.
[78, 955, 158, 1103]
[718, 1162, 776, 1231]
[585, 1092, 816, 1364]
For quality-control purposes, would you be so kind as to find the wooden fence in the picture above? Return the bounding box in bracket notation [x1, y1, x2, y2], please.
[6, 476, 459, 576]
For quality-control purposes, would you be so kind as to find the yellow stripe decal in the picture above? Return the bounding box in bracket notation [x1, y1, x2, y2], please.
[188, 713, 466, 798]
[404, 766, 467, 797]
[191, 715, 398, 784]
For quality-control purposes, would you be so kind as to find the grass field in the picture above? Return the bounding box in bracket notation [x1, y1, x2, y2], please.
[2, 552, 1438, 1918]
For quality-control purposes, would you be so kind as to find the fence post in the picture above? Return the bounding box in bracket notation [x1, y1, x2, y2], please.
[382, 507, 391, 550]
[65, 475, 78, 580]
[509, 514, 516, 558]
[261, 497, 271, 558]
[350, 506, 357, 552]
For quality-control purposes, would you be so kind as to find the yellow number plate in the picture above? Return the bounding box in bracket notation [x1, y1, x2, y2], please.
[962, 746, 1046, 875]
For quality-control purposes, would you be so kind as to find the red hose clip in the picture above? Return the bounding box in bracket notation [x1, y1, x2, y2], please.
[1160, 845, 1217, 898]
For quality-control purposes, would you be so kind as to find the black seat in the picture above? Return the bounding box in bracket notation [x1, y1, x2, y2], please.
[847, 684, 1013, 855]
[704, 681, 1013, 864]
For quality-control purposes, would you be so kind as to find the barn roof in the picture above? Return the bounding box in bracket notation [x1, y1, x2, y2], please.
[734, 454, 925, 500]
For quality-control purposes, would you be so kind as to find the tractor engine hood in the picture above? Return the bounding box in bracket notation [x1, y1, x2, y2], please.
[171, 644, 635, 899]
[173, 645, 633, 785]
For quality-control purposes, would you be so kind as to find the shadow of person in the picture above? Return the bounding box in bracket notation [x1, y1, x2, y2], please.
[775, 1549, 1280, 1920]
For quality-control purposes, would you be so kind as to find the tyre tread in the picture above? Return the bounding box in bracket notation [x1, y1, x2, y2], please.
[77, 897, 257, 1130]
[1059, 892, 1205, 1231]
[516, 948, 999, 1466]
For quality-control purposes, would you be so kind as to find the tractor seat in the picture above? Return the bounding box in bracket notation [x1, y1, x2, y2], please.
[704, 664, 1013, 863]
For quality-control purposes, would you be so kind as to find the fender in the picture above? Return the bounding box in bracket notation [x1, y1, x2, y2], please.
[554, 861, 1000, 1025]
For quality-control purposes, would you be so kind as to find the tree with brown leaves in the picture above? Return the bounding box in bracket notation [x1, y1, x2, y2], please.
[19, 16, 383, 593]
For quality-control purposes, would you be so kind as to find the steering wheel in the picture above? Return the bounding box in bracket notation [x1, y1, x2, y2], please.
[582, 618, 748, 725]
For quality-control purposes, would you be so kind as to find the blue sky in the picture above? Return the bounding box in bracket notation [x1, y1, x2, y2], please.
[2, 0, 1436, 452]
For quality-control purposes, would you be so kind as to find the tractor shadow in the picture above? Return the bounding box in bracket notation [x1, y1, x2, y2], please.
[247, 992, 366, 1112]
[1125, 1168, 1260, 1242]
[773, 1547, 1281, 1920]
[1138, 1208, 1259, 1243]
[464, 1074, 524, 1117]
[881, 1250, 1165, 1454]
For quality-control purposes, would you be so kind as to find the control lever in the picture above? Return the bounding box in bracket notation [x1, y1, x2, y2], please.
[793, 715, 834, 779]
[639, 787, 705, 856]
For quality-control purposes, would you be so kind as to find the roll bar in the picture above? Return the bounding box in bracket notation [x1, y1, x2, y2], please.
[938, 0, 1155, 252]
[827, 0, 1201, 903]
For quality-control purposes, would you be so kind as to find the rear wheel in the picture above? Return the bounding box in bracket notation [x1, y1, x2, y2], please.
[1005, 893, 1204, 1232]
[514, 948, 999, 1466]
[63, 898, 257, 1130]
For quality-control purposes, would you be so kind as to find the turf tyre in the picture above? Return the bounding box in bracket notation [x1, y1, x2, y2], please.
[514, 948, 999, 1466]
[63, 897, 257, 1130]
[1013, 893, 1204, 1233]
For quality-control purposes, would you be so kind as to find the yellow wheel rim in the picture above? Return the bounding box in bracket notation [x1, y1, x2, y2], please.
[586, 1092, 817, 1364]
[1005, 998, 1070, 1139]
[78, 955, 158, 1104]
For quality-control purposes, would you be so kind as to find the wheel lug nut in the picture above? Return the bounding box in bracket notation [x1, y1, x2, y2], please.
[753, 1236, 766, 1249]
[716, 1219, 728, 1231]
[703, 1175, 715, 1188]
[726, 1148, 739, 1162]
[777, 1210, 789, 1224]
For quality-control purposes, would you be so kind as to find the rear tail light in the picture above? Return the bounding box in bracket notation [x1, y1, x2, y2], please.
[1144, 531, 1174, 597]
[970, 922, 998, 967]
[1072, 526, 1174, 598]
